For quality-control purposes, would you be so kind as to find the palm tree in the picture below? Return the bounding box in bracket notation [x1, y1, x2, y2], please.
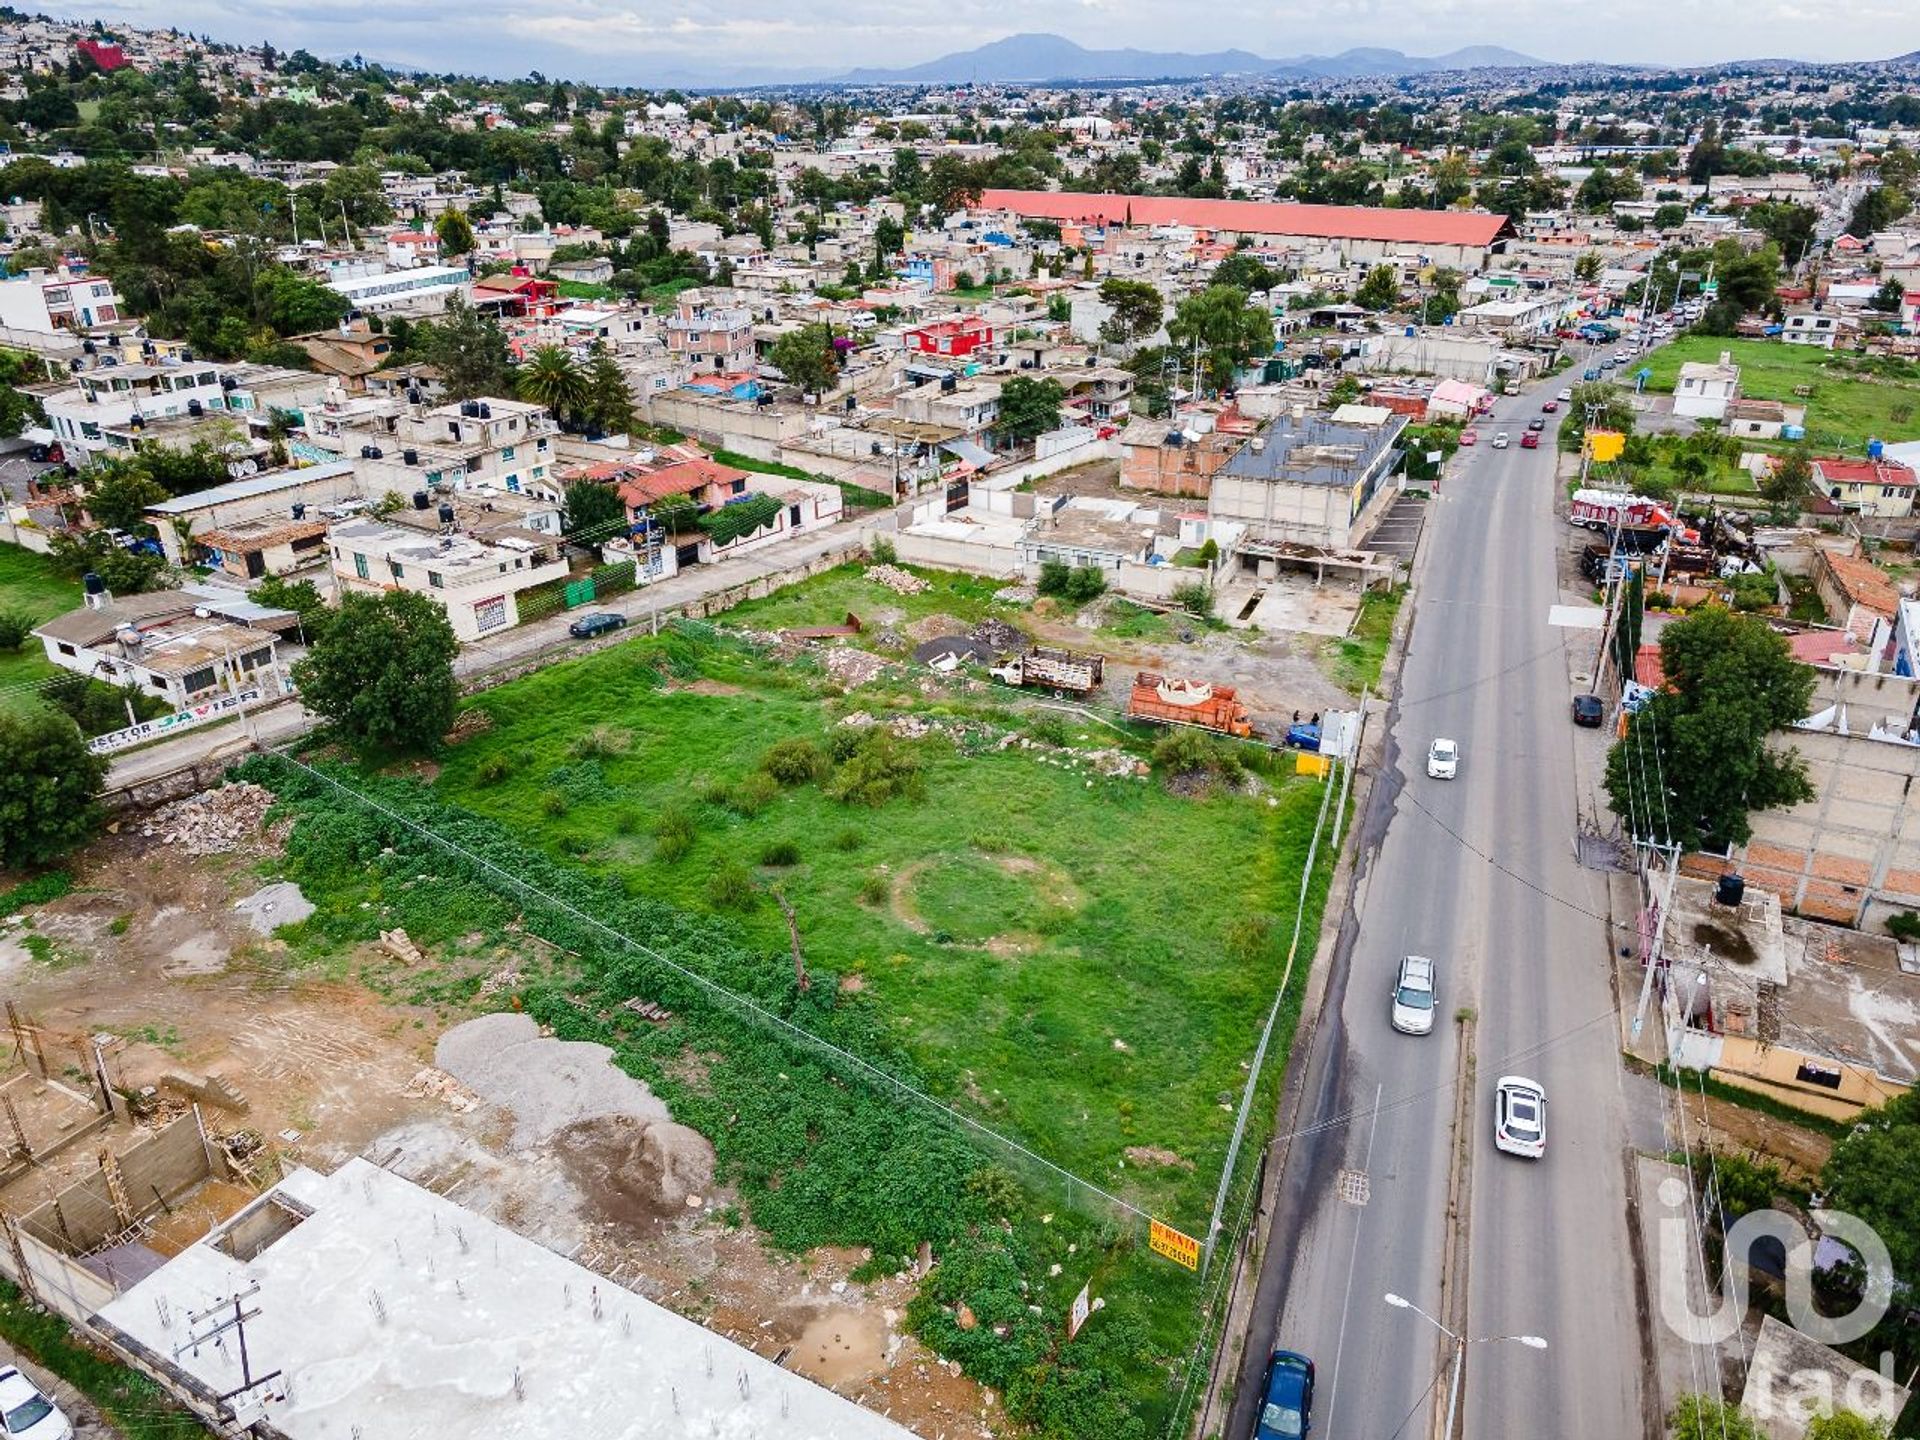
[515, 345, 588, 427]
[582, 344, 634, 436]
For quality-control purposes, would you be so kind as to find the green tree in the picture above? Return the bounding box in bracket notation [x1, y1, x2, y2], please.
[82, 464, 167, 533]
[1652, 203, 1689, 231]
[1168, 285, 1275, 391]
[873, 216, 905, 256]
[581, 345, 634, 435]
[291, 589, 459, 754]
[1605, 606, 1815, 850]
[255, 268, 348, 335]
[1327, 376, 1362, 409]
[0, 707, 109, 870]
[515, 344, 588, 423]
[434, 208, 476, 259]
[1820, 1086, 1920, 1285]
[424, 296, 514, 401]
[1669, 1394, 1765, 1440]
[1354, 265, 1401, 311]
[769, 323, 840, 399]
[1574, 250, 1604, 284]
[1576, 163, 1640, 213]
[1761, 446, 1813, 516]
[1848, 185, 1913, 239]
[1868, 277, 1905, 314]
[562, 479, 626, 543]
[994, 375, 1065, 444]
[1096, 277, 1162, 351]
[1804, 1412, 1892, 1440]
[1211, 252, 1279, 295]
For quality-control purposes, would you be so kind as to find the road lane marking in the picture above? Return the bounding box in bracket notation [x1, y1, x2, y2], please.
[1322, 1082, 1384, 1439]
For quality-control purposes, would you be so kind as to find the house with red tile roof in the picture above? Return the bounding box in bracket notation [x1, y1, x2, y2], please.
[1811, 456, 1918, 519]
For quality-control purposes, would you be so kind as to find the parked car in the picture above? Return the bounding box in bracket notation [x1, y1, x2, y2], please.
[1255, 1350, 1315, 1440]
[1459, 428, 1478, 446]
[1391, 954, 1438, 1036]
[1284, 722, 1322, 751]
[1520, 432, 1540, 449]
[568, 612, 627, 639]
[1571, 693, 1605, 727]
[0, 1368, 73, 1440]
[1427, 738, 1458, 779]
[1494, 1075, 1548, 1158]
[1527, 417, 1546, 431]
[1491, 432, 1510, 449]
[1582, 367, 1601, 380]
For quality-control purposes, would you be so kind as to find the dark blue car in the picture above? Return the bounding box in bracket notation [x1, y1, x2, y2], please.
[1255, 1349, 1314, 1439]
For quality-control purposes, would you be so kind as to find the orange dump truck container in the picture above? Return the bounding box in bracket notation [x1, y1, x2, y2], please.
[1125, 671, 1253, 737]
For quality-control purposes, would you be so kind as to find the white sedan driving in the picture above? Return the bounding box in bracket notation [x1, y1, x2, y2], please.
[1427, 738, 1459, 779]
[1494, 1075, 1548, 1159]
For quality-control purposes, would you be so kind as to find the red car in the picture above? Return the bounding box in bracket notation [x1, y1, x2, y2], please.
[1541, 400, 1560, 413]
[1459, 428, 1479, 446]
[1520, 432, 1540, 448]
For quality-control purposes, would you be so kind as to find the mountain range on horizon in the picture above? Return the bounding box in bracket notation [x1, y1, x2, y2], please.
[831, 33, 1548, 86]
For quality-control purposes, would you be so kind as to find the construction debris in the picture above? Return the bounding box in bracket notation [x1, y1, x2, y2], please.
[994, 584, 1038, 605]
[161, 1071, 250, 1114]
[618, 997, 674, 1023]
[969, 617, 1029, 654]
[403, 1067, 478, 1113]
[823, 647, 888, 687]
[141, 782, 280, 855]
[233, 882, 314, 935]
[475, 964, 523, 1000]
[864, 564, 929, 596]
[378, 928, 427, 966]
[443, 708, 495, 744]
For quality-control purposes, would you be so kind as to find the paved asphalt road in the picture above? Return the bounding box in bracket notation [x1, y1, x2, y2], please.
[1226, 380, 1649, 1440]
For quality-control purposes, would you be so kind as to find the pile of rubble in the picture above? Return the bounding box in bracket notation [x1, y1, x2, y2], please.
[865, 564, 930, 596]
[443, 708, 495, 744]
[142, 782, 281, 855]
[403, 1067, 478, 1114]
[970, 617, 1028, 654]
[823, 647, 888, 686]
[994, 584, 1038, 605]
[992, 731, 1148, 779]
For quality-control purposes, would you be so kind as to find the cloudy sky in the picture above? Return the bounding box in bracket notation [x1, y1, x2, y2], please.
[82, 0, 1920, 85]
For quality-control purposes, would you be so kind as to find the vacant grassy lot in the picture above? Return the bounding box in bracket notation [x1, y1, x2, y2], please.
[1639, 337, 1920, 449]
[0, 542, 72, 707]
[437, 630, 1321, 1221]
[251, 581, 1335, 1436]
[1323, 584, 1405, 692]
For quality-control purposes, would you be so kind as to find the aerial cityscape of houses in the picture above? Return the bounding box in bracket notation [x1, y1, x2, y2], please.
[0, 12, 1918, 1440]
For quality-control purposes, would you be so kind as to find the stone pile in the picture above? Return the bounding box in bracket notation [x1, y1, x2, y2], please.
[142, 782, 279, 855]
[864, 564, 930, 596]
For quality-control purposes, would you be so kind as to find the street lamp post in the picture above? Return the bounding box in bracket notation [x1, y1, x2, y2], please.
[1383, 1292, 1547, 1440]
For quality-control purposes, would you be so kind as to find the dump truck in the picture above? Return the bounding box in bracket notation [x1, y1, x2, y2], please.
[990, 646, 1105, 696]
[1126, 671, 1253, 737]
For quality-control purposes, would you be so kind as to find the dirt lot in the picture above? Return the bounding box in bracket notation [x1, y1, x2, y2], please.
[0, 817, 997, 1440]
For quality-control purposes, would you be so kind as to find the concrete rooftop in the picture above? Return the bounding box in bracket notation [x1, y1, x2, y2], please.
[97, 1158, 920, 1440]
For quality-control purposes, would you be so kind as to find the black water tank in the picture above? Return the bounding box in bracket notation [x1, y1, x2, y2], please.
[402, 448, 419, 466]
[412, 490, 430, 510]
[1715, 873, 1746, 908]
[291, 502, 306, 520]
[83, 571, 105, 596]
[437, 502, 455, 526]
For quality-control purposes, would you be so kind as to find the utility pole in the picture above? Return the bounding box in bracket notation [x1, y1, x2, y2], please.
[1631, 844, 1683, 1045]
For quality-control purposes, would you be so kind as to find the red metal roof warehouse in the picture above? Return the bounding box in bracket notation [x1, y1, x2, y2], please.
[975, 189, 1513, 247]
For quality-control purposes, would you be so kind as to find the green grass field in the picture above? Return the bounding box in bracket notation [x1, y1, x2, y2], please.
[435, 631, 1323, 1220]
[250, 588, 1340, 1437]
[1638, 336, 1920, 450]
[0, 542, 74, 709]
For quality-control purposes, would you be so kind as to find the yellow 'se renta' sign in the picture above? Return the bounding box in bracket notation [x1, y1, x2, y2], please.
[1149, 1218, 1200, 1271]
[1586, 430, 1626, 464]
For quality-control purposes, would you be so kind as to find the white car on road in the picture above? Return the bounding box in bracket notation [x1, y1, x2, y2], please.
[0, 1368, 72, 1440]
[1556, 387, 1573, 402]
[1492, 431, 1510, 449]
[1494, 1075, 1548, 1158]
[1427, 738, 1458, 779]
[1391, 954, 1438, 1035]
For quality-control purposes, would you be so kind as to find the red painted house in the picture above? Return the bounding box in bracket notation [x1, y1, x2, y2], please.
[75, 39, 130, 71]
[905, 315, 995, 358]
